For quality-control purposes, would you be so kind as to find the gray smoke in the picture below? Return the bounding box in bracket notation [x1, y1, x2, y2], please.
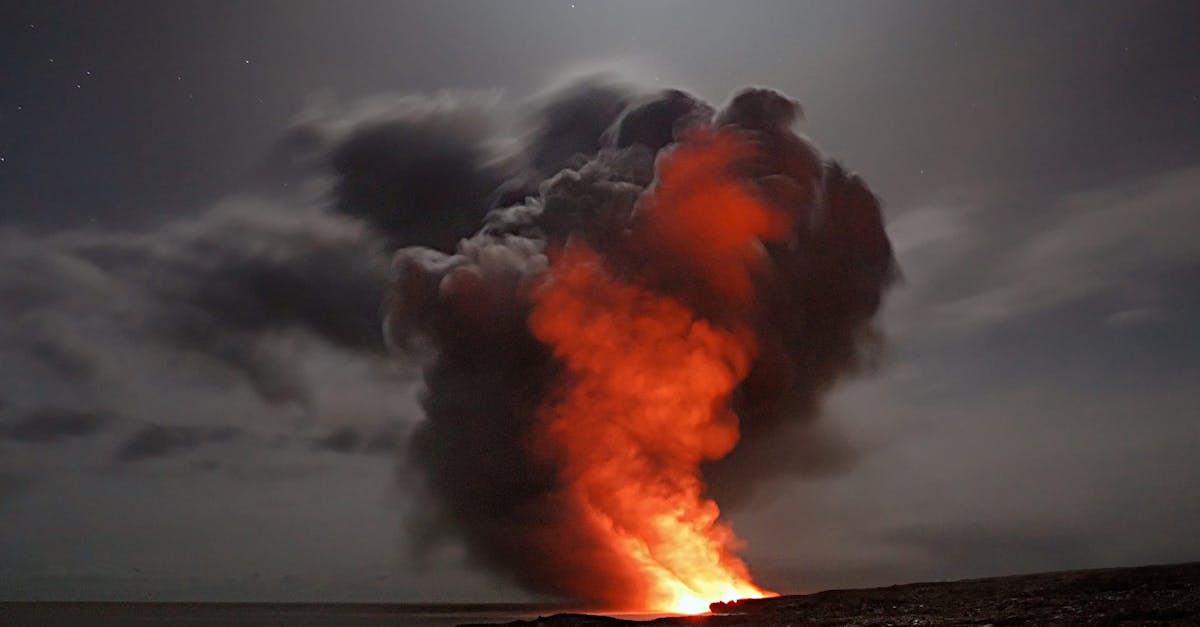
[376, 78, 897, 603]
[0, 74, 896, 603]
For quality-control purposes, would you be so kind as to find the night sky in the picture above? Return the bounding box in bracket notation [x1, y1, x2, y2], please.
[2, 0, 1199, 602]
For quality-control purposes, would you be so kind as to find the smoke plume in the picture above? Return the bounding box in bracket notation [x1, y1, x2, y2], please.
[381, 80, 896, 609]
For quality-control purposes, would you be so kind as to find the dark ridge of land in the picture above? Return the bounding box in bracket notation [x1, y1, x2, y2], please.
[480, 561, 1200, 626]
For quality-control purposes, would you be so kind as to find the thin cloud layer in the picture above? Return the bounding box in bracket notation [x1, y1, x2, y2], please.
[0, 407, 113, 444]
[115, 424, 241, 463]
[885, 164, 1200, 338]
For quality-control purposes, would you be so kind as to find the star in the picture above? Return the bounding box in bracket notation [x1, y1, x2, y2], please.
[243, 59, 251, 64]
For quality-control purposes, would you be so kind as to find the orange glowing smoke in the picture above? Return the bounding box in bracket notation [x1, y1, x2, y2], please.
[527, 130, 786, 613]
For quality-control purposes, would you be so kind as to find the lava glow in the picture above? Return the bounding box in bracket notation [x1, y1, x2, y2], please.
[527, 130, 784, 613]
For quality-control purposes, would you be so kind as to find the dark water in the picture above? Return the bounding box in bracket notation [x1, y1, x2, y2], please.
[0, 602, 605, 626]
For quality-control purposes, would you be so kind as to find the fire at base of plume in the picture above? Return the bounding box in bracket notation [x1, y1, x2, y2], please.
[477, 562, 1200, 626]
[380, 78, 897, 609]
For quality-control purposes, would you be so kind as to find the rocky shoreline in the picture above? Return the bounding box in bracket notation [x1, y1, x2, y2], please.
[477, 562, 1200, 626]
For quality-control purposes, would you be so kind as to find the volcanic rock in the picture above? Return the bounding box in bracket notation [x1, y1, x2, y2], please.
[478, 562, 1200, 626]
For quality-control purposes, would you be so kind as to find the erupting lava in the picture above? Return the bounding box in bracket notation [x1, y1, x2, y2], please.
[527, 130, 785, 613]
[390, 84, 896, 617]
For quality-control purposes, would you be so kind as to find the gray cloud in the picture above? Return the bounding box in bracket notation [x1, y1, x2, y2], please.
[876, 521, 1095, 580]
[310, 425, 401, 456]
[939, 165, 1200, 327]
[0, 472, 26, 504]
[311, 426, 362, 454]
[0, 89, 499, 489]
[1, 85, 596, 420]
[754, 353, 1200, 593]
[289, 92, 510, 253]
[0, 89, 509, 525]
[15, 336, 99, 383]
[0, 200, 391, 407]
[519, 75, 638, 178]
[115, 424, 241, 463]
[884, 163, 1200, 339]
[0, 407, 113, 444]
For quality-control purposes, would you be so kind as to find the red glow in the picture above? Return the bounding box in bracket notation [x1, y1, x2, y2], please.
[528, 129, 784, 613]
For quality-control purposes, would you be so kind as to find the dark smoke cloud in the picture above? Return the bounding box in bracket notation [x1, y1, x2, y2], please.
[115, 423, 240, 463]
[310, 80, 639, 251]
[0, 90, 527, 476]
[610, 89, 714, 153]
[520, 77, 635, 178]
[302, 93, 508, 253]
[17, 336, 98, 382]
[310, 425, 401, 456]
[383, 83, 896, 602]
[0, 75, 893, 602]
[0, 407, 113, 444]
[0, 203, 391, 407]
[312, 426, 362, 454]
[82, 207, 391, 394]
[482, 77, 643, 219]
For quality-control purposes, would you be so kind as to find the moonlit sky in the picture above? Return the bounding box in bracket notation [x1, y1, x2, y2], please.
[2, 0, 1199, 602]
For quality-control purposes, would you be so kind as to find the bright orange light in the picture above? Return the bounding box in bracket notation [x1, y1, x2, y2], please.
[527, 128, 784, 612]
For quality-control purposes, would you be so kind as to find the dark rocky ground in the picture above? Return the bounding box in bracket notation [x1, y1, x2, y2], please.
[482, 562, 1200, 626]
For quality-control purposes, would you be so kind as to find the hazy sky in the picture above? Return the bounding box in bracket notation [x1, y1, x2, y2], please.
[2, 0, 1198, 602]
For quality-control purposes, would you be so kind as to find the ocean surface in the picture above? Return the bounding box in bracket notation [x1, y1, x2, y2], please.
[0, 602, 659, 626]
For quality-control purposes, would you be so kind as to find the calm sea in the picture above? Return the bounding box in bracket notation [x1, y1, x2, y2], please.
[0, 602, 645, 626]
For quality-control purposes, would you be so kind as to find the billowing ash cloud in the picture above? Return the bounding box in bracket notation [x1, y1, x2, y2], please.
[0, 74, 894, 603]
[323, 95, 505, 253]
[381, 79, 897, 605]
